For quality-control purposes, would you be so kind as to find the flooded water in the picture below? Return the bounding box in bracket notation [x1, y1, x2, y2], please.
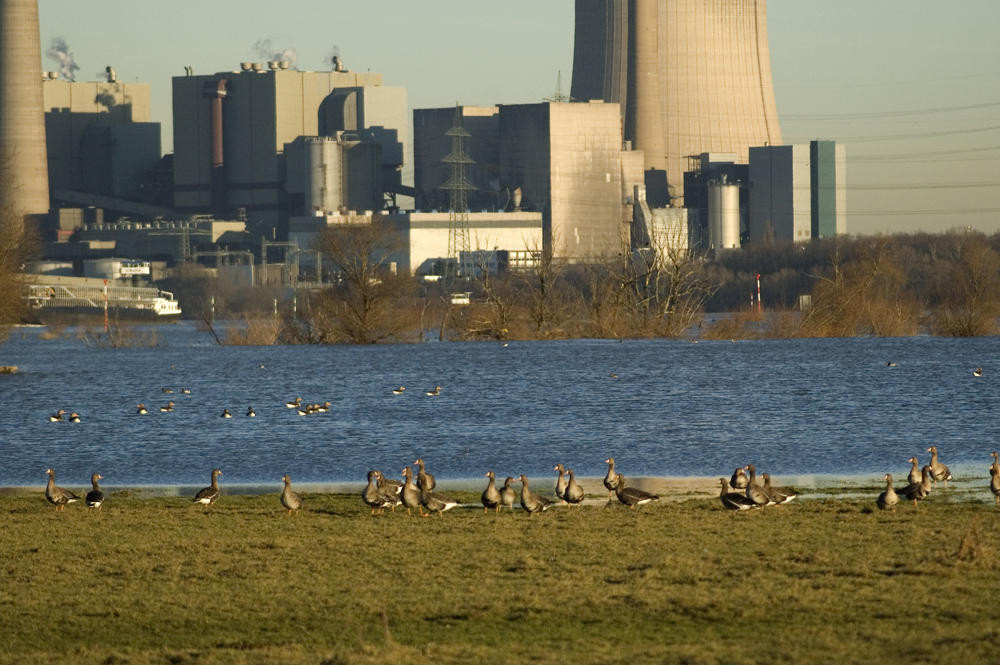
[1, 323, 997, 489]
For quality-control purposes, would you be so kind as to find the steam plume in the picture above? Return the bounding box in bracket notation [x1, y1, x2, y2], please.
[46, 37, 79, 82]
[252, 38, 298, 70]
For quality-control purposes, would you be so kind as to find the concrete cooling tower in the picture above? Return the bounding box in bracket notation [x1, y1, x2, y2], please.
[0, 0, 50, 221]
[571, 0, 782, 207]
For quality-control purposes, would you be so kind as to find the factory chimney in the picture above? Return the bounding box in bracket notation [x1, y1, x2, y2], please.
[0, 0, 50, 224]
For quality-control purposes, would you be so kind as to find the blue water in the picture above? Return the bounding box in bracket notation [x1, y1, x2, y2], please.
[1, 323, 997, 487]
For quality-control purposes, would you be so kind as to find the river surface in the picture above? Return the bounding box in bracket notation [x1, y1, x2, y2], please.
[0, 323, 997, 489]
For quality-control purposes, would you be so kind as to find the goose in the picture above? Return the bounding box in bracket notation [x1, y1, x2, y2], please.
[603, 458, 620, 500]
[907, 457, 921, 485]
[482, 471, 502, 513]
[609, 373, 618, 379]
[499, 476, 517, 511]
[744, 464, 775, 508]
[876, 473, 898, 512]
[718, 478, 757, 511]
[886, 362, 897, 367]
[990, 467, 1000, 506]
[614, 473, 659, 509]
[362, 470, 390, 515]
[85, 473, 105, 512]
[286, 397, 302, 408]
[414, 458, 436, 491]
[761, 473, 798, 504]
[400, 467, 424, 516]
[425, 386, 442, 396]
[193, 469, 222, 509]
[136, 403, 147, 415]
[316, 401, 331, 413]
[730, 467, 749, 491]
[45, 468, 79, 510]
[518, 475, 554, 515]
[162, 388, 174, 393]
[376, 471, 403, 512]
[974, 367, 983, 377]
[897, 466, 933, 506]
[160, 401, 175, 412]
[181, 388, 191, 394]
[419, 481, 460, 516]
[553, 464, 569, 504]
[991, 451, 1000, 477]
[296, 406, 309, 416]
[564, 469, 585, 506]
[280, 474, 303, 515]
[392, 386, 405, 395]
[49, 409, 65, 422]
[221, 409, 232, 419]
[926, 446, 953, 488]
[68, 413, 81, 423]
[246, 406, 256, 418]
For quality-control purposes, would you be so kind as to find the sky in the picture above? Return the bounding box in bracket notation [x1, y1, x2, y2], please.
[38, 0, 1000, 236]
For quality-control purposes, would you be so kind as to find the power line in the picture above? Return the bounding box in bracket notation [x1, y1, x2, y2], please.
[782, 100, 1000, 121]
[785, 124, 1000, 143]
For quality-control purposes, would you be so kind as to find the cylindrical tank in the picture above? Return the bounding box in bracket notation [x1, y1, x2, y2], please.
[84, 258, 124, 280]
[0, 0, 50, 221]
[707, 178, 740, 253]
[24, 260, 73, 276]
[304, 137, 342, 214]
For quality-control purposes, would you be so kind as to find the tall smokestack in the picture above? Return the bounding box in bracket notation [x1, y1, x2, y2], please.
[0, 0, 50, 222]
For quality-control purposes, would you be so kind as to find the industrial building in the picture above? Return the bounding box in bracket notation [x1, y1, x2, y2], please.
[571, 0, 783, 207]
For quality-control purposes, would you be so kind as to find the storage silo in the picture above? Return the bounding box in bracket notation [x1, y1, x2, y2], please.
[304, 137, 341, 214]
[707, 176, 740, 253]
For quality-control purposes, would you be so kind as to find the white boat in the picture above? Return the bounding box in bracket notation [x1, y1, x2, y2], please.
[26, 283, 182, 323]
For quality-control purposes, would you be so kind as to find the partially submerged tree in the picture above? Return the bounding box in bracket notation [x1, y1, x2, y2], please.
[0, 180, 39, 359]
[932, 232, 1000, 337]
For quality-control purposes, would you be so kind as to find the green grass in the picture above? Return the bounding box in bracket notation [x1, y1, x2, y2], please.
[3, 491, 1000, 665]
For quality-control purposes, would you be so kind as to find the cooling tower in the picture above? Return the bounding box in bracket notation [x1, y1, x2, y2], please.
[0, 0, 49, 221]
[571, 0, 782, 207]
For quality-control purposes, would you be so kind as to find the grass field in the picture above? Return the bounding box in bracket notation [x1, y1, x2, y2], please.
[3, 487, 1000, 665]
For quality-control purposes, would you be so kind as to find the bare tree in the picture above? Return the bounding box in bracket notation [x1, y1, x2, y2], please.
[0, 179, 39, 361]
[932, 232, 1000, 337]
[510, 235, 578, 339]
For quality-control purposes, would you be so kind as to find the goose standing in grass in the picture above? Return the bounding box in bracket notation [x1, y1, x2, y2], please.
[718, 478, 757, 511]
[897, 466, 933, 506]
[743, 464, 775, 508]
[376, 471, 403, 512]
[518, 475, 554, 515]
[221, 409, 232, 419]
[762, 474, 798, 504]
[564, 469, 585, 506]
[906, 457, 921, 485]
[246, 406, 256, 417]
[414, 458, 436, 491]
[86, 473, 105, 512]
[45, 469, 79, 510]
[614, 473, 659, 509]
[49, 409, 65, 422]
[499, 476, 517, 511]
[400, 467, 424, 516]
[603, 458, 620, 500]
[362, 470, 390, 515]
[553, 464, 569, 504]
[68, 413, 81, 423]
[419, 481, 460, 517]
[160, 401, 174, 412]
[193, 469, 222, 510]
[876, 474, 899, 512]
[136, 404, 147, 415]
[926, 446, 953, 488]
[730, 467, 749, 492]
[482, 471, 502, 513]
[990, 467, 1000, 506]
[280, 475, 303, 515]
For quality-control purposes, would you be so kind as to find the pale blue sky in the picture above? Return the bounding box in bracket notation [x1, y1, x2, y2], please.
[39, 0, 1000, 235]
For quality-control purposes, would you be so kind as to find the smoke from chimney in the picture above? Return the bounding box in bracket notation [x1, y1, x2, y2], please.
[326, 46, 341, 70]
[252, 38, 298, 70]
[46, 37, 79, 81]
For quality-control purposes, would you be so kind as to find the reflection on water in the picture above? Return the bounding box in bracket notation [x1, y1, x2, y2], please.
[1, 323, 997, 488]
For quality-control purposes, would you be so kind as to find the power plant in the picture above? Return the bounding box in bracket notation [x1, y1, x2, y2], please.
[571, 0, 783, 207]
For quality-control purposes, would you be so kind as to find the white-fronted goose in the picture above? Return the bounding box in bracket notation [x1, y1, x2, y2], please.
[414, 458, 436, 491]
[743, 464, 775, 508]
[926, 446, 952, 488]
[86, 473, 105, 512]
[160, 401, 175, 412]
[718, 478, 757, 511]
[564, 469, 585, 506]
[246, 406, 256, 417]
[281, 474, 303, 515]
[419, 481, 460, 517]
[500, 476, 516, 511]
[392, 386, 405, 395]
[974, 367, 983, 377]
[376, 471, 403, 512]
[136, 403, 147, 414]
[730, 467, 748, 491]
[991, 467, 1000, 506]
[762, 473, 798, 504]
[518, 475, 553, 515]
[425, 386, 442, 396]
[221, 409, 232, 419]
[876, 473, 898, 512]
[897, 466, 933, 506]
[907, 457, 921, 485]
[49, 409, 65, 422]
[316, 401, 331, 413]
[400, 467, 424, 516]
[45, 468, 79, 510]
[554, 464, 569, 504]
[991, 452, 1000, 477]
[193, 469, 222, 509]
[603, 458, 620, 500]
[614, 473, 659, 509]
[286, 397, 302, 408]
[362, 470, 390, 514]
[482, 471, 502, 513]
[68, 413, 81, 423]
